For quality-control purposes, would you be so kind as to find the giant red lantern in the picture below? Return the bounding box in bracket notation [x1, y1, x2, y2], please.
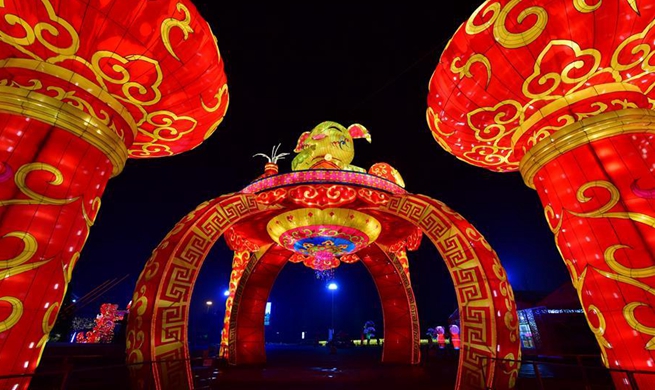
[0, 1, 228, 388]
[428, 0, 655, 387]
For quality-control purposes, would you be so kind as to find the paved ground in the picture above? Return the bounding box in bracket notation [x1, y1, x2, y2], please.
[203, 344, 459, 390]
[30, 343, 616, 389]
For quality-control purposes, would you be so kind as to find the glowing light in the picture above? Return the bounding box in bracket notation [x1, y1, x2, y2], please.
[327, 282, 338, 290]
[206, 301, 213, 306]
[223, 290, 230, 297]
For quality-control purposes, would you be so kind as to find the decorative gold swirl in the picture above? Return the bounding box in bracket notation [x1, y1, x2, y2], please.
[0, 231, 37, 268]
[427, 108, 454, 153]
[624, 302, 655, 349]
[82, 197, 101, 228]
[90, 51, 163, 106]
[573, 0, 602, 13]
[0, 0, 80, 62]
[465, 2, 501, 35]
[0, 296, 23, 332]
[37, 302, 59, 348]
[569, 180, 619, 217]
[493, 0, 548, 49]
[65, 252, 80, 283]
[543, 205, 563, 235]
[46, 86, 112, 126]
[139, 110, 198, 142]
[201, 84, 229, 114]
[0, 163, 79, 207]
[468, 100, 523, 142]
[0, 231, 50, 279]
[451, 54, 492, 88]
[523, 40, 602, 100]
[161, 2, 194, 61]
[569, 180, 655, 227]
[0, 78, 42, 91]
[575, 102, 607, 121]
[605, 244, 655, 278]
[586, 304, 611, 366]
[463, 145, 517, 170]
[611, 18, 655, 75]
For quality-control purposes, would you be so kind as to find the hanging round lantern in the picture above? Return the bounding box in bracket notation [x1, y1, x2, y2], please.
[266, 208, 381, 270]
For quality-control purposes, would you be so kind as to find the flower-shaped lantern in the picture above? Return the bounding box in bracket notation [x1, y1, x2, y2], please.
[428, 0, 655, 386]
[267, 208, 381, 271]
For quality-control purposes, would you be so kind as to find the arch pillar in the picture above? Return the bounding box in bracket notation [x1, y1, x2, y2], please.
[358, 244, 420, 364]
[228, 244, 290, 365]
[380, 194, 521, 390]
[126, 194, 266, 390]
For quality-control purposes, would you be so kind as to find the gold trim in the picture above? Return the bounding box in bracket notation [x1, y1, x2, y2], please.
[519, 108, 655, 189]
[267, 208, 382, 248]
[0, 296, 23, 332]
[511, 83, 643, 146]
[0, 86, 128, 176]
[0, 58, 138, 139]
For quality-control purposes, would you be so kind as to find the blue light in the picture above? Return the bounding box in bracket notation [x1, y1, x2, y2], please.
[327, 282, 338, 290]
[223, 290, 230, 297]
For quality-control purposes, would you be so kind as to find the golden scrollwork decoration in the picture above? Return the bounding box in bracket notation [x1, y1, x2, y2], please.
[465, 0, 548, 49]
[161, 2, 194, 61]
[0, 231, 50, 283]
[90, 51, 164, 107]
[451, 54, 492, 89]
[493, 0, 548, 49]
[139, 110, 198, 142]
[466, 2, 501, 35]
[0, 163, 79, 207]
[522, 40, 602, 100]
[573, 0, 602, 13]
[624, 302, 655, 349]
[0, 296, 23, 332]
[586, 304, 611, 366]
[37, 302, 59, 348]
[0, 0, 80, 62]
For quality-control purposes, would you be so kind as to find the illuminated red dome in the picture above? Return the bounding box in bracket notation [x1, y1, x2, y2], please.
[428, 0, 655, 172]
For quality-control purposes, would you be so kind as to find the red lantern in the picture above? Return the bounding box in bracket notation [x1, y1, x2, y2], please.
[428, 1, 655, 387]
[0, 1, 228, 388]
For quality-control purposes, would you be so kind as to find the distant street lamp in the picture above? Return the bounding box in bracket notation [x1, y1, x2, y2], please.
[206, 300, 213, 313]
[223, 290, 230, 297]
[327, 283, 338, 340]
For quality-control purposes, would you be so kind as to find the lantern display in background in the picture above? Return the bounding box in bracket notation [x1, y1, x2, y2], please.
[428, 0, 655, 387]
[0, 1, 228, 388]
[451, 324, 461, 350]
[127, 122, 521, 390]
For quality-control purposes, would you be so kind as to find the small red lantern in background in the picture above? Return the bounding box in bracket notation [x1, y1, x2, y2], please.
[428, 0, 655, 387]
[0, 1, 228, 388]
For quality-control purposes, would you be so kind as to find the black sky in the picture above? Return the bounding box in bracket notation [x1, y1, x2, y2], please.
[69, 1, 570, 338]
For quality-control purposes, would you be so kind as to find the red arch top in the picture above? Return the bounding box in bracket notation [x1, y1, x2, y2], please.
[127, 172, 520, 389]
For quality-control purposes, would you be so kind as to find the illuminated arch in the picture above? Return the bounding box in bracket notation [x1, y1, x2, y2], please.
[127, 187, 520, 390]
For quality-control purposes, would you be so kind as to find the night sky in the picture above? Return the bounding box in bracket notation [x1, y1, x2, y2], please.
[69, 1, 570, 341]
